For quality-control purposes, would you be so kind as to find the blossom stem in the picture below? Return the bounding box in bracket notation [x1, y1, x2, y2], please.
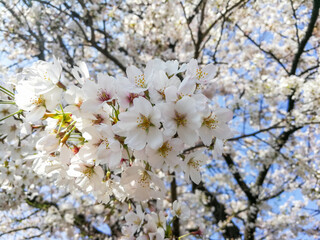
[56, 81, 66, 90]
[123, 145, 132, 163]
[168, 216, 177, 225]
[61, 125, 76, 144]
[0, 100, 16, 104]
[110, 104, 119, 122]
[57, 104, 66, 134]
[64, 120, 77, 132]
[178, 233, 191, 239]
[60, 120, 77, 144]
[0, 109, 23, 122]
[0, 86, 14, 98]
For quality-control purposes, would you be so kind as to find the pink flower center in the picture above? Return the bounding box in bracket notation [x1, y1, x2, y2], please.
[127, 93, 140, 105]
[98, 90, 111, 102]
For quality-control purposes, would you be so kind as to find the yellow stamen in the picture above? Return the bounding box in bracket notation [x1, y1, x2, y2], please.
[174, 111, 187, 127]
[202, 114, 218, 130]
[137, 114, 153, 131]
[157, 141, 172, 158]
[134, 74, 146, 88]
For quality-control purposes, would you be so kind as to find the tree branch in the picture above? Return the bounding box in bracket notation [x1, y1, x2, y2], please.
[289, 0, 320, 75]
[0, 226, 40, 237]
[223, 153, 257, 203]
[287, 0, 320, 112]
[170, 173, 180, 238]
[235, 23, 290, 75]
[194, 182, 242, 239]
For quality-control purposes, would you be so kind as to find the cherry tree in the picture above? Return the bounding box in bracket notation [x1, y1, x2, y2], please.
[0, 0, 320, 239]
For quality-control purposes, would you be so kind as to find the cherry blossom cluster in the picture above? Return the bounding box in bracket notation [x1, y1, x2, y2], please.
[122, 201, 194, 239]
[1, 0, 320, 238]
[4, 57, 232, 204]
[0, 57, 233, 238]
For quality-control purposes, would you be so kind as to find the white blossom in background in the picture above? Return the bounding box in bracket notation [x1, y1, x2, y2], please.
[125, 205, 145, 235]
[172, 200, 190, 220]
[182, 151, 208, 184]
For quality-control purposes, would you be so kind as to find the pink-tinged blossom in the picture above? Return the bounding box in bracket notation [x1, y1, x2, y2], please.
[83, 125, 122, 170]
[114, 97, 163, 150]
[77, 108, 111, 130]
[67, 149, 104, 193]
[160, 96, 201, 146]
[116, 76, 145, 109]
[81, 73, 116, 112]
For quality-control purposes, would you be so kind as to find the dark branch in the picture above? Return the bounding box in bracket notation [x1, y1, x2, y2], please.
[194, 182, 242, 239]
[223, 153, 257, 203]
[0, 226, 40, 237]
[290, 0, 320, 75]
[170, 174, 180, 238]
[287, 0, 320, 112]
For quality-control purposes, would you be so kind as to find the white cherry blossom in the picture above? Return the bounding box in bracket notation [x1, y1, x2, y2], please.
[160, 96, 201, 146]
[83, 125, 122, 169]
[199, 108, 233, 145]
[120, 165, 166, 201]
[182, 151, 208, 184]
[114, 97, 163, 150]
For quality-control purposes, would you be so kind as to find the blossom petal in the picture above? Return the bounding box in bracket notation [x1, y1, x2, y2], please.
[189, 167, 201, 184]
[26, 106, 46, 122]
[199, 126, 213, 146]
[177, 127, 198, 146]
[147, 128, 163, 149]
[133, 97, 153, 116]
[215, 108, 233, 122]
